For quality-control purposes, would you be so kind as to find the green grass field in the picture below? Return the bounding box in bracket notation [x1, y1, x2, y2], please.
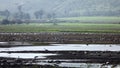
[59, 16, 120, 20]
[0, 23, 120, 33]
[0, 16, 3, 21]
[0, 16, 120, 33]
[58, 16, 120, 23]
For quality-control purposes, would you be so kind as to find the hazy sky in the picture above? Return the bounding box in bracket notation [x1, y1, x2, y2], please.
[0, 0, 120, 17]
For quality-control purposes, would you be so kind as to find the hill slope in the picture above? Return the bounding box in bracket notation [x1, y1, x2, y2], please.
[0, 0, 120, 17]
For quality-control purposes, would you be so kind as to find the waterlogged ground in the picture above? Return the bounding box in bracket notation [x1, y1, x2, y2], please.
[0, 44, 120, 52]
[0, 43, 120, 68]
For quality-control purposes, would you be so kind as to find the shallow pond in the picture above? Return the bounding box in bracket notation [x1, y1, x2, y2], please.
[0, 44, 120, 52]
[0, 44, 120, 68]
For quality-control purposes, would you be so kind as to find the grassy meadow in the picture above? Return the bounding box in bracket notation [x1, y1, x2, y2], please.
[0, 16, 120, 33]
[0, 23, 120, 33]
[58, 16, 120, 23]
[59, 16, 120, 21]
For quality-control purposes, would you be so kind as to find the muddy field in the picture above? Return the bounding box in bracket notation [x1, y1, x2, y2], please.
[0, 50, 120, 68]
[1, 50, 120, 63]
[0, 33, 120, 44]
[0, 44, 120, 68]
[0, 33, 120, 68]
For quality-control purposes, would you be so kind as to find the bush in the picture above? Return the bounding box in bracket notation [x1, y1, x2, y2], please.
[1, 19, 23, 25]
[1, 19, 10, 25]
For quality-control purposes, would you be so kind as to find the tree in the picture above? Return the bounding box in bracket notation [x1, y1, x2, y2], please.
[17, 5, 24, 20]
[25, 13, 31, 19]
[22, 13, 31, 20]
[4, 10, 10, 19]
[1, 19, 10, 25]
[0, 10, 10, 19]
[13, 12, 31, 20]
[47, 12, 56, 19]
[34, 10, 44, 19]
[47, 12, 57, 25]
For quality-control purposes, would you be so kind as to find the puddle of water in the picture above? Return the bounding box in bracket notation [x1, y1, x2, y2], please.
[0, 44, 120, 51]
[59, 63, 120, 68]
[35, 62, 120, 68]
[0, 42, 31, 46]
[0, 44, 120, 68]
[59, 63, 101, 68]
[0, 53, 56, 59]
[0, 42, 8, 45]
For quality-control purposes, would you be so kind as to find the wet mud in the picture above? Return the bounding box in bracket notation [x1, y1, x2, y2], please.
[0, 33, 120, 68]
[0, 50, 120, 68]
[0, 33, 120, 44]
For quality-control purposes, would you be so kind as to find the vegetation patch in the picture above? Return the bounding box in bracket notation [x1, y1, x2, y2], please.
[0, 23, 120, 33]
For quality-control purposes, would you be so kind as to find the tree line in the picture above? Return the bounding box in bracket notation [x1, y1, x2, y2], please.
[0, 5, 57, 25]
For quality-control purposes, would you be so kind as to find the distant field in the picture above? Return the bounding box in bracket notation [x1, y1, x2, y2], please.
[58, 17, 120, 23]
[0, 23, 120, 33]
[0, 16, 3, 21]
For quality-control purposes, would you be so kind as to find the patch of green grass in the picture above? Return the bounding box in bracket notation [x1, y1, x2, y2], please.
[58, 16, 120, 23]
[58, 16, 120, 20]
[0, 23, 120, 33]
[0, 16, 3, 21]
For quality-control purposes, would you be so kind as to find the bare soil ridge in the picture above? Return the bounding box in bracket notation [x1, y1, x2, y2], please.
[0, 33, 120, 44]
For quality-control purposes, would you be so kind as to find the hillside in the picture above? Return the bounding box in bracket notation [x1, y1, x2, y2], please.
[0, 0, 120, 17]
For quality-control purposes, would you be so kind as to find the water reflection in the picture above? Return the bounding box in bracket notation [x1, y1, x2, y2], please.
[0, 44, 120, 68]
[0, 53, 56, 59]
[0, 44, 120, 51]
